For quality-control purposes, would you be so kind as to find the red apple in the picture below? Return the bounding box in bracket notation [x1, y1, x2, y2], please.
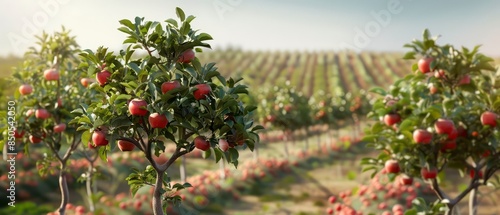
[25, 109, 35, 117]
[326, 208, 333, 215]
[96, 70, 111, 86]
[458, 74, 471, 85]
[119, 202, 127, 210]
[384, 113, 401, 126]
[328, 196, 336, 204]
[35, 109, 50, 119]
[178, 49, 195, 64]
[88, 142, 96, 149]
[194, 136, 210, 151]
[128, 99, 148, 116]
[378, 202, 388, 210]
[56, 97, 63, 108]
[43, 68, 59, 81]
[399, 174, 413, 185]
[447, 127, 458, 140]
[219, 139, 229, 152]
[413, 129, 432, 144]
[469, 169, 483, 179]
[457, 126, 467, 137]
[392, 204, 404, 213]
[193, 84, 211, 100]
[14, 130, 25, 138]
[385, 159, 400, 174]
[75, 206, 85, 214]
[429, 85, 438, 94]
[434, 69, 445, 79]
[434, 118, 455, 135]
[153, 153, 169, 165]
[265, 115, 276, 123]
[421, 167, 438, 180]
[440, 140, 456, 152]
[134, 200, 142, 211]
[418, 57, 433, 73]
[80, 78, 94, 87]
[29, 135, 42, 144]
[148, 113, 168, 128]
[481, 111, 497, 127]
[92, 130, 108, 146]
[117, 140, 135, 151]
[19, 84, 33, 95]
[161, 80, 181, 94]
[53, 123, 66, 133]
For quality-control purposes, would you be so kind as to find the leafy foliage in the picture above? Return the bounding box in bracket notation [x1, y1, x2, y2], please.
[71, 7, 261, 213]
[363, 29, 500, 213]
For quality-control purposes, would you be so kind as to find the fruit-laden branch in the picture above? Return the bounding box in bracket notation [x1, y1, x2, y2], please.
[117, 137, 145, 152]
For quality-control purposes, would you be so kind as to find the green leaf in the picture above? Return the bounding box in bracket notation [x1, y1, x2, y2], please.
[399, 118, 416, 132]
[251, 125, 264, 132]
[129, 62, 141, 74]
[98, 146, 108, 162]
[165, 19, 178, 27]
[176, 7, 186, 21]
[404, 209, 417, 215]
[369, 87, 386, 96]
[203, 149, 211, 159]
[346, 171, 357, 180]
[119, 19, 135, 30]
[403, 51, 416, 60]
[82, 130, 91, 146]
[197, 33, 213, 41]
[214, 148, 223, 163]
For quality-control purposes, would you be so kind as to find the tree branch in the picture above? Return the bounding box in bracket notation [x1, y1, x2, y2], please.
[62, 133, 80, 162]
[451, 180, 481, 205]
[117, 136, 145, 152]
[430, 178, 450, 201]
[158, 147, 189, 172]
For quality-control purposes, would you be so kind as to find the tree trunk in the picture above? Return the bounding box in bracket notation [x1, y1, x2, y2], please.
[152, 170, 165, 215]
[86, 163, 95, 212]
[180, 156, 187, 183]
[304, 128, 309, 152]
[317, 131, 322, 153]
[469, 187, 478, 215]
[219, 161, 226, 183]
[57, 165, 69, 215]
[253, 139, 259, 160]
[283, 131, 289, 159]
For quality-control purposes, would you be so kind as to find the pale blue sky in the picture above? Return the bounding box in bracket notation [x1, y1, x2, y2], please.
[1, 0, 499, 56]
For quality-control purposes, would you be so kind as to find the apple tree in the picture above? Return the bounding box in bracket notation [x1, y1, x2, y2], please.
[71, 8, 260, 215]
[362, 30, 499, 214]
[258, 82, 311, 157]
[10, 29, 98, 215]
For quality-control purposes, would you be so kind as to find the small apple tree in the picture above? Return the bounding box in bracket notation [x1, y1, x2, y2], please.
[72, 8, 260, 215]
[11, 29, 97, 215]
[258, 82, 311, 157]
[362, 30, 499, 214]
